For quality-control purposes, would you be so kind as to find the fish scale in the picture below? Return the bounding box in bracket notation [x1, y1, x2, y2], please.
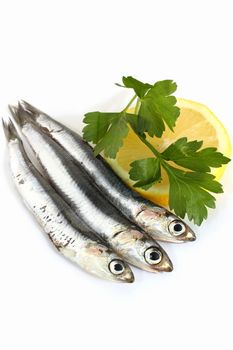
[10, 139, 98, 254]
[3, 120, 134, 282]
[30, 132, 126, 236]
[19, 101, 196, 243]
[12, 107, 173, 272]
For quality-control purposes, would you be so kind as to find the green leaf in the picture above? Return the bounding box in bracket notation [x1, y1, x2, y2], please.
[93, 114, 129, 158]
[164, 165, 223, 225]
[137, 80, 180, 137]
[162, 137, 231, 172]
[82, 77, 231, 226]
[137, 100, 166, 137]
[83, 112, 118, 144]
[126, 113, 146, 136]
[83, 112, 129, 158]
[184, 172, 223, 193]
[129, 158, 161, 190]
[122, 76, 152, 98]
[126, 113, 139, 132]
[193, 148, 231, 169]
[162, 137, 203, 158]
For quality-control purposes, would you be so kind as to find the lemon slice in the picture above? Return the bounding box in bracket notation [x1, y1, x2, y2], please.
[106, 98, 231, 207]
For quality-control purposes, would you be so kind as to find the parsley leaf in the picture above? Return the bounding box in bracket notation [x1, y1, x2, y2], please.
[83, 112, 119, 144]
[129, 158, 161, 190]
[121, 77, 180, 137]
[83, 112, 129, 158]
[83, 76, 231, 225]
[137, 80, 180, 137]
[122, 76, 152, 98]
[128, 137, 229, 224]
[164, 165, 223, 225]
[162, 137, 231, 172]
[126, 113, 145, 136]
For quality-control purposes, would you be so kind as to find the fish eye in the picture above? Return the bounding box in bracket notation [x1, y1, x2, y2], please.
[144, 247, 162, 265]
[169, 220, 186, 236]
[109, 259, 125, 275]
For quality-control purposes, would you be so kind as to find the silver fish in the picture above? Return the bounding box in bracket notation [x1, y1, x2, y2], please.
[11, 106, 173, 272]
[19, 101, 196, 243]
[3, 119, 134, 282]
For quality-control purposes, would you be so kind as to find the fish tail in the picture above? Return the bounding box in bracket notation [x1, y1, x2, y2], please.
[2, 118, 19, 141]
[9, 103, 34, 127]
[20, 100, 42, 117]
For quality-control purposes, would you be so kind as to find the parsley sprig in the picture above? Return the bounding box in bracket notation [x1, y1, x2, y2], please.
[83, 76, 230, 225]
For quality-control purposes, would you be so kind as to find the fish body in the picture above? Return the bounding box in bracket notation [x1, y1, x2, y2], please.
[20, 101, 195, 243]
[11, 106, 173, 272]
[3, 120, 134, 282]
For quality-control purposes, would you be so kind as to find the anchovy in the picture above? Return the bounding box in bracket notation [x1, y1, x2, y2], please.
[19, 101, 195, 243]
[3, 119, 134, 282]
[11, 106, 173, 272]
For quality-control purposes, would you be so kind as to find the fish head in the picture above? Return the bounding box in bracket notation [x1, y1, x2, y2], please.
[112, 228, 173, 272]
[61, 242, 134, 283]
[137, 207, 196, 243]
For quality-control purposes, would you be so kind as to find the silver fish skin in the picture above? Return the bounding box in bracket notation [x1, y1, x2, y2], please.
[19, 101, 195, 243]
[11, 107, 173, 273]
[3, 120, 134, 283]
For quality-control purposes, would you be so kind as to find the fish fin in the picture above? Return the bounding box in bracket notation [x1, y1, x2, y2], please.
[2, 118, 19, 141]
[8, 105, 18, 120]
[20, 100, 43, 117]
[9, 103, 35, 127]
[8, 104, 21, 125]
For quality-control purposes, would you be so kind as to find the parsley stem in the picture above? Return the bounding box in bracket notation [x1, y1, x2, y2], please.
[137, 134, 161, 158]
[134, 98, 141, 115]
[125, 95, 162, 158]
[161, 160, 172, 173]
[122, 94, 137, 112]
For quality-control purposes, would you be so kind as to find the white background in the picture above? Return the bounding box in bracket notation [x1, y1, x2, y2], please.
[0, 1, 232, 349]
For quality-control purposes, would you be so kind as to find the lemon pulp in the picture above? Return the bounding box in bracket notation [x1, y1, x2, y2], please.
[106, 98, 231, 207]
